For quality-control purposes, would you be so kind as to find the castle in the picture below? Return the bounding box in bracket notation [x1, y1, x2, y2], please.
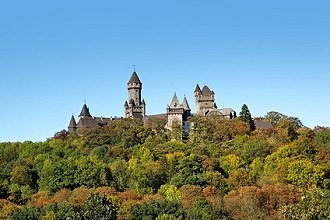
[68, 71, 236, 132]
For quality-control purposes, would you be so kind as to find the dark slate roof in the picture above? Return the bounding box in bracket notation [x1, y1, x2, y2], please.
[169, 93, 180, 108]
[254, 120, 274, 129]
[219, 108, 236, 116]
[124, 100, 128, 106]
[194, 84, 201, 93]
[143, 114, 168, 124]
[182, 96, 190, 110]
[132, 112, 144, 120]
[128, 72, 141, 84]
[201, 85, 214, 96]
[79, 104, 92, 117]
[68, 115, 77, 128]
[76, 117, 98, 128]
[142, 99, 146, 105]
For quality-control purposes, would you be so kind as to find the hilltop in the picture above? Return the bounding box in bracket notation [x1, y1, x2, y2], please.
[0, 110, 329, 219]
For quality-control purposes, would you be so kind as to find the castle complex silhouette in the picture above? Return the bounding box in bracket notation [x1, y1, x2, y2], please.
[68, 71, 237, 132]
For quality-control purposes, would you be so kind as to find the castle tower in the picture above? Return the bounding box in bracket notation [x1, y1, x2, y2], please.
[166, 93, 191, 130]
[125, 71, 146, 118]
[194, 84, 216, 116]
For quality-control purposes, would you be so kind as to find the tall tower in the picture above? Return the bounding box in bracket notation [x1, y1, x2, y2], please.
[125, 71, 146, 118]
[194, 84, 216, 116]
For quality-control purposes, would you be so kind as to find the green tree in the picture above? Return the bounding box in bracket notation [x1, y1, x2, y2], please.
[315, 127, 330, 149]
[171, 154, 206, 187]
[127, 147, 166, 194]
[186, 197, 212, 220]
[110, 159, 128, 191]
[129, 200, 184, 220]
[10, 165, 32, 186]
[264, 111, 284, 125]
[72, 193, 118, 220]
[238, 104, 255, 131]
[158, 184, 182, 202]
[287, 159, 324, 188]
[280, 189, 330, 220]
[10, 206, 40, 220]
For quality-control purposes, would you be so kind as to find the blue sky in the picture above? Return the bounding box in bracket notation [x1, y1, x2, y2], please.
[0, 1, 329, 142]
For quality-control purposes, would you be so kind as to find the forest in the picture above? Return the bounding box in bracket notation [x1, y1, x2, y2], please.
[0, 107, 329, 220]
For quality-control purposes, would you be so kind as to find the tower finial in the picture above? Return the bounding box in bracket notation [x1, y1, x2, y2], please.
[133, 65, 136, 72]
[84, 98, 86, 105]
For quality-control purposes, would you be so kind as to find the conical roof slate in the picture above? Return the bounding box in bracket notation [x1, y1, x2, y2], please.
[182, 96, 190, 110]
[68, 115, 77, 127]
[170, 93, 180, 108]
[128, 72, 141, 84]
[201, 85, 213, 96]
[79, 104, 92, 117]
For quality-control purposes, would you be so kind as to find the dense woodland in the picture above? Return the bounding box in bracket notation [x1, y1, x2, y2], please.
[0, 106, 330, 219]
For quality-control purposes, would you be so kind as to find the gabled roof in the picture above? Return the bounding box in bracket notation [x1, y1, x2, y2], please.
[169, 93, 180, 108]
[194, 84, 201, 93]
[182, 96, 190, 110]
[201, 85, 214, 96]
[68, 115, 77, 128]
[128, 72, 141, 84]
[254, 120, 274, 129]
[79, 104, 92, 118]
[219, 108, 236, 116]
[76, 117, 97, 128]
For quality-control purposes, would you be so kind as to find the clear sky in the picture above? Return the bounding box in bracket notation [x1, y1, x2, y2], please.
[1, 0, 329, 142]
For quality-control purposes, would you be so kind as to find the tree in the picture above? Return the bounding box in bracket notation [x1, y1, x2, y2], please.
[186, 197, 212, 220]
[129, 200, 184, 220]
[158, 184, 182, 203]
[280, 188, 330, 220]
[10, 206, 40, 220]
[264, 111, 284, 125]
[238, 104, 255, 131]
[171, 154, 206, 187]
[286, 159, 324, 188]
[72, 193, 118, 220]
[10, 165, 32, 186]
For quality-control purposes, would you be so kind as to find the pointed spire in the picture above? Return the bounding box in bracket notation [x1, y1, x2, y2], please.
[195, 84, 201, 93]
[124, 100, 128, 107]
[201, 85, 213, 96]
[182, 96, 190, 110]
[68, 115, 77, 127]
[79, 104, 92, 118]
[170, 92, 180, 108]
[128, 71, 141, 84]
[142, 99, 146, 105]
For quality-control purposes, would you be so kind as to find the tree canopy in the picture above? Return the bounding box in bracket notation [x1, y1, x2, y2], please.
[0, 113, 329, 219]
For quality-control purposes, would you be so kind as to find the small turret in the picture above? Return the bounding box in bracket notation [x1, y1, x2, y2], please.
[169, 93, 180, 108]
[68, 115, 77, 132]
[182, 96, 190, 111]
[194, 84, 202, 94]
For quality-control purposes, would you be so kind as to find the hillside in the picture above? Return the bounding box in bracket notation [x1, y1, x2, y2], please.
[0, 113, 329, 219]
